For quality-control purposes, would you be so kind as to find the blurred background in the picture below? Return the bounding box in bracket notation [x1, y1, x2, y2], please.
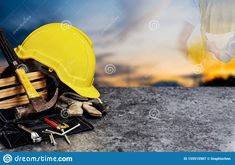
[1, 0, 235, 87]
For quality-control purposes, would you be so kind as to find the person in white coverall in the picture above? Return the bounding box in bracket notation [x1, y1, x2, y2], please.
[181, 0, 235, 63]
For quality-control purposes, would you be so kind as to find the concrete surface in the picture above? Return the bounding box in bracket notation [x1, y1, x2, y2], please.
[1, 87, 235, 152]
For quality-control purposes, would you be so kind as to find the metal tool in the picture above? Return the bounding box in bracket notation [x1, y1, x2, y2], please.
[42, 129, 62, 136]
[14, 88, 58, 119]
[0, 30, 58, 112]
[61, 129, 71, 144]
[17, 124, 42, 143]
[42, 123, 81, 136]
[49, 133, 57, 146]
[63, 123, 81, 135]
[44, 118, 76, 145]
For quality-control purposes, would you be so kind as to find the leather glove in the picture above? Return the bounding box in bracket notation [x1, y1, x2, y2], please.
[57, 92, 109, 118]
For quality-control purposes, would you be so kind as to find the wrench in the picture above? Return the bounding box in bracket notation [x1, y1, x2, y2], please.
[63, 123, 81, 135]
[17, 124, 42, 143]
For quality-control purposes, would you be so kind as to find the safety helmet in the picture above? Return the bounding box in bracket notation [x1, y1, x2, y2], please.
[15, 23, 100, 98]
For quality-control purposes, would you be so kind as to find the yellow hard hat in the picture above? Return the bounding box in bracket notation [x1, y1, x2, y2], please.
[15, 23, 100, 98]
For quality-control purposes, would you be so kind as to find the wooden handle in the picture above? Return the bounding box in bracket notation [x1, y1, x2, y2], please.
[0, 71, 45, 88]
[0, 91, 47, 109]
[0, 80, 46, 99]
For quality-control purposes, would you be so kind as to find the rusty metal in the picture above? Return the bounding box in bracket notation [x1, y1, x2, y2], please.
[30, 88, 59, 112]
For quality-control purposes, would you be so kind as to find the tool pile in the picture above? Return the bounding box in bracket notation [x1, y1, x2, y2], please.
[0, 24, 109, 149]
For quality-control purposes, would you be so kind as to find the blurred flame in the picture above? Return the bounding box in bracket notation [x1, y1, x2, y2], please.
[187, 37, 235, 82]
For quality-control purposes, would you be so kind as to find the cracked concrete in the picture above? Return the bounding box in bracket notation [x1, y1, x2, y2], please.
[1, 87, 235, 152]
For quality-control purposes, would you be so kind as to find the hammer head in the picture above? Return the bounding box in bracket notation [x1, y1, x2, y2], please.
[15, 106, 33, 119]
[15, 88, 59, 119]
[30, 88, 59, 112]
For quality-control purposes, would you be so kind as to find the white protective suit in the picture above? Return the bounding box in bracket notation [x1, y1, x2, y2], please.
[187, 0, 235, 63]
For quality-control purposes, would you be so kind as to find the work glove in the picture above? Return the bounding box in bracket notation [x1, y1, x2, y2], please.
[56, 92, 109, 118]
[15, 92, 109, 119]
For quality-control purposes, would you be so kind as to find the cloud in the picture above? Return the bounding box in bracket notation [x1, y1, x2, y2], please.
[116, 0, 171, 41]
[0, 0, 172, 51]
[96, 53, 115, 63]
[94, 0, 172, 47]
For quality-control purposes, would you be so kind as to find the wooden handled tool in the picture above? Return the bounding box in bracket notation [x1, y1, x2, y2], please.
[0, 29, 58, 112]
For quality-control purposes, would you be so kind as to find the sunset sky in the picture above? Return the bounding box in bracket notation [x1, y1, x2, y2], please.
[0, 0, 235, 86]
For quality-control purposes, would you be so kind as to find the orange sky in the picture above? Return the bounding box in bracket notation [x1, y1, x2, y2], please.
[95, 1, 235, 87]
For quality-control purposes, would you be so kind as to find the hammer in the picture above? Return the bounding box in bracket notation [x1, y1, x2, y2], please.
[0, 30, 58, 112]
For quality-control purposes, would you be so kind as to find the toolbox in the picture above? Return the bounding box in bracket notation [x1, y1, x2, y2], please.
[0, 68, 94, 149]
[0, 108, 93, 149]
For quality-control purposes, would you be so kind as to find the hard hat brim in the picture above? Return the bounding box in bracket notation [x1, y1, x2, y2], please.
[71, 85, 100, 99]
